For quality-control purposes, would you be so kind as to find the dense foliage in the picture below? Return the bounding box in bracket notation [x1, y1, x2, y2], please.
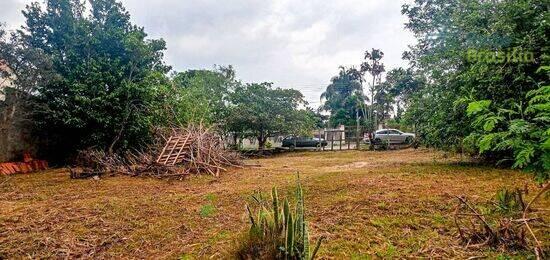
[227, 83, 315, 150]
[320, 67, 365, 127]
[464, 66, 550, 181]
[320, 48, 393, 130]
[163, 66, 237, 126]
[0, 0, 317, 160]
[19, 0, 170, 160]
[399, 0, 549, 179]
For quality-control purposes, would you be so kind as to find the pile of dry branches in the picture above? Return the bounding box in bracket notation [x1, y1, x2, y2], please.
[453, 184, 549, 259]
[155, 124, 243, 176]
[71, 124, 242, 179]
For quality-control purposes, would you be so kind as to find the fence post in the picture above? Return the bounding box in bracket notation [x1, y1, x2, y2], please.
[318, 128, 322, 151]
[322, 128, 325, 151]
[339, 131, 342, 150]
[331, 132, 334, 151]
[356, 126, 360, 150]
[347, 130, 351, 150]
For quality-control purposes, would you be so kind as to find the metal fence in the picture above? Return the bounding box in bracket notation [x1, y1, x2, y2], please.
[314, 126, 366, 151]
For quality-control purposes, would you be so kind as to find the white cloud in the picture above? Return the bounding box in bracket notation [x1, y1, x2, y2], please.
[1, 0, 416, 107]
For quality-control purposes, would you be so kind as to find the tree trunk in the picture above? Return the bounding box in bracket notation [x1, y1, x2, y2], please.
[258, 136, 267, 150]
[0, 119, 8, 162]
[232, 133, 238, 148]
[370, 90, 375, 131]
[258, 129, 270, 150]
[0, 103, 16, 161]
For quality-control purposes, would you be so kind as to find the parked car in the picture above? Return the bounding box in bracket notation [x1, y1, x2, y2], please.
[282, 136, 328, 148]
[371, 129, 415, 145]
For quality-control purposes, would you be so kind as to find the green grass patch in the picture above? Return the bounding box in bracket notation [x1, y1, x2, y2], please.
[199, 204, 217, 217]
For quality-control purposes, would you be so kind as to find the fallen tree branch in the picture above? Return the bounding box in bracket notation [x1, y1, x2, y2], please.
[522, 183, 549, 260]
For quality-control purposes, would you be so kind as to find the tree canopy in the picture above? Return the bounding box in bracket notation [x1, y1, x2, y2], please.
[19, 0, 170, 159]
[227, 83, 314, 149]
[320, 67, 366, 127]
[165, 66, 237, 126]
[400, 0, 549, 179]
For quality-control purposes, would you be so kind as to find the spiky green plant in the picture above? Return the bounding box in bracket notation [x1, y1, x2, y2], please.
[494, 188, 524, 214]
[239, 177, 323, 259]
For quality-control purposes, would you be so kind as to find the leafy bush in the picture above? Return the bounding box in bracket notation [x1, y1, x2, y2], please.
[380, 139, 390, 150]
[401, 0, 548, 152]
[464, 67, 550, 182]
[237, 180, 323, 259]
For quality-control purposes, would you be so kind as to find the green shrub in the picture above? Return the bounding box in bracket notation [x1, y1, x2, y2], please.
[380, 139, 390, 150]
[237, 179, 323, 259]
[464, 67, 550, 182]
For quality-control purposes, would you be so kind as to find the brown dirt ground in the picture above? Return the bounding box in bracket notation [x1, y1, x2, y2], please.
[0, 149, 548, 259]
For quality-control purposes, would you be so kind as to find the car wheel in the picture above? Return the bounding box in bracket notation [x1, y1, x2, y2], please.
[405, 136, 412, 144]
[374, 138, 381, 145]
[289, 144, 295, 150]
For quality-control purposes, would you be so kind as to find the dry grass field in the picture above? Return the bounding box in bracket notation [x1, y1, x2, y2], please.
[1, 149, 548, 258]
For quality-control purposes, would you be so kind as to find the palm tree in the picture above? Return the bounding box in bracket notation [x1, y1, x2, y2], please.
[361, 48, 385, 131]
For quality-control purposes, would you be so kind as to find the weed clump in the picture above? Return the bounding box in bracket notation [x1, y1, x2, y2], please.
[454, 185, 549, 258]
[236, 178, 323, 259]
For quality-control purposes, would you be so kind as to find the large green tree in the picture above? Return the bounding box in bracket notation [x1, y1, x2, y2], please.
[384, 68, 424, 124]
[361, 48, 385, 130]
[372, 81, 394, 127]
[401, 0, 549, 176]
[20, 0, 170, 159]
[227, 83, 314, 150]
[320, 67, 366, 127]
[165, 66, 237, 126]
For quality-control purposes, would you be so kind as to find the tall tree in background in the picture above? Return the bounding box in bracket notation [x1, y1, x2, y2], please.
[361, 48, 385, 130]
[385, 68, 424, 124]
[227, 83, 314, 150]
[320, 67, 366, 127]
[167, 65, 237, 126]
[372, 81, 394, 127]
[20, 0, 170, 160]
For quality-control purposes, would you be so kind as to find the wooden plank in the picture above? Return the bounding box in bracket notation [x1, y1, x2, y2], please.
[156, 135, 173, 163]
[162, 140, 177, 165]
[161, 136, 181, 165]
[170, 134, 192, 165]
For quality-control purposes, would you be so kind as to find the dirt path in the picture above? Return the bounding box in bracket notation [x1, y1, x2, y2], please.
[0, 149, 547, 258]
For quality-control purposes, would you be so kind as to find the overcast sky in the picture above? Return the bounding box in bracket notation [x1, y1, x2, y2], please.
[1, 0, 415, 107]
